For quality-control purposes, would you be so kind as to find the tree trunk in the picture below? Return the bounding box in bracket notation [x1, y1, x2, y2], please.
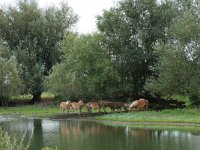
[29, 92, 42, 104]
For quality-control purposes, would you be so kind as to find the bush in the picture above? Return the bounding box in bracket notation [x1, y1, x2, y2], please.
[0, 128, 32, 150]
[0, 127, 57, 150]
[189, 94, 200, 106]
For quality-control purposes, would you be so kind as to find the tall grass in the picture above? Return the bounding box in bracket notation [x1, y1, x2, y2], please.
[0, 127, 57, 150]
[0, 128, 33, 150]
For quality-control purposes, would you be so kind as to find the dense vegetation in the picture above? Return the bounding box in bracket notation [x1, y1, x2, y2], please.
[0, 127, 32, 150]
[0, 0, 200, 105]
[0, 127, 57, 150]
[0, 0, 78, 104]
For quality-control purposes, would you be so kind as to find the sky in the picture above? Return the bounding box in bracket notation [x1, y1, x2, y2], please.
[0, 0, 118, 33]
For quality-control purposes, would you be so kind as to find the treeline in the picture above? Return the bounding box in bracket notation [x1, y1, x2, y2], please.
[0, 0, 200, 105]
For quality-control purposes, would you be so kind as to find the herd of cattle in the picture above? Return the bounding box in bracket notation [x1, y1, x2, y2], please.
[59, 98, 149, 114]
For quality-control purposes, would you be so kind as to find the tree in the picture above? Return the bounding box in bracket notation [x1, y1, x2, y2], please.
[47, 33, 119, 100]
[0, 0, 78, 103]
[0, 44, 21, 106]
[97, 0, 176, 98]
[144, 43, 192, 99]
[145, 0, 200, 104]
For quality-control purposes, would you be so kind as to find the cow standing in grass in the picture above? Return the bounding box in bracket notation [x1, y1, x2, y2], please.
[60, 101, 71, 114]
[86, 101, 106, 113]
[71, 100, 84, 114]
[129, 98, 148, 111]
[103, 101, 127, 112]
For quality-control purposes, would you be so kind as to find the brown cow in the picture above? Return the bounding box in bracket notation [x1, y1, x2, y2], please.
[129, 98, 148, 111]
[86, 101, 106, 113]
[104, 101, 127, 112]
[60, 101, 71, 114]
[71, 100, 84, 114]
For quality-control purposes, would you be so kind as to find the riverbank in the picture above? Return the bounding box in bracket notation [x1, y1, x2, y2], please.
[0, 105, 200, 125]
[96, 108, 200, 124]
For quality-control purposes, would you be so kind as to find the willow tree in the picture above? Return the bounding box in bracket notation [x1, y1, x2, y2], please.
[145, 0, 200, 104]
[0, 0, 78, 103]
[47, 33, 119, 100]
[97, 0, 176, 98]
[0, 44, 21, 106]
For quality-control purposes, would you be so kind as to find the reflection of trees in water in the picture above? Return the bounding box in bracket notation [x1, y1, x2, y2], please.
[2, 119, 200, 150]
[31, 119, 44, 150]
[126, 128, 200, 150]
[191, 131, 200, 136]
[58, 121, 200, 150]
[157, 130, 198, 150]
[58, 121, 127, 150]
[59, 121, 129, 137]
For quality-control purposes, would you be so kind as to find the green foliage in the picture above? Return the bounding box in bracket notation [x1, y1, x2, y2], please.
[47, 33, 119, 99]
[42, 147, 57, 150]
[0, 128, 33, 150]
[0, 44, 21, 106]
[11, 92, 55, 102]
[0, 0, 78, 102]
[189, 94, 200, 106]
[145, 0, 200, 104]
[145, 43, 191, 98]
[97, 0, 176, 97]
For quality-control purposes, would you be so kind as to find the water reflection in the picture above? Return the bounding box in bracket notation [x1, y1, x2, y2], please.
[1, 118, 200, 150]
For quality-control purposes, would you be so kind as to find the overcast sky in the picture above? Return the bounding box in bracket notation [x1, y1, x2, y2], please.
[0, 0, 118, 33]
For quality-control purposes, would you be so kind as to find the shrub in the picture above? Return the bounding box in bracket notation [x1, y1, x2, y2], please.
[189, 94, 200, 106]
[0, 128, 32, 150]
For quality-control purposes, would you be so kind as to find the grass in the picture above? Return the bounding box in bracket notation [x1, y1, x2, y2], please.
[0, 105, 60, 118]
[99, 121, 200, 133]
[10, 92, 55, 102]
[1, 104, 200, 125]
[0, 105, 102, 118]
[96, 108, 200, 124]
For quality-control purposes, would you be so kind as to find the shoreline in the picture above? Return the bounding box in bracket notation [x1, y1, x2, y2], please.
[93, 119, 200, 127]
[2, 113, 200, 128]
[1, 106, 200, 128]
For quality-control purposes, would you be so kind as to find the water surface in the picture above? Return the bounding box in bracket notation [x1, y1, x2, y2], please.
[1, 117, 200, 150]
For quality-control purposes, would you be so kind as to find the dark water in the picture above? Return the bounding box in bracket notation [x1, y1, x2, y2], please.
[1, 117, 200, 150]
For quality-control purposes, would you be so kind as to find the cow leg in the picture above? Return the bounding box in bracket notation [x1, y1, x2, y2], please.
[98, 107, 100, 113]
[79, 108, 82, 114]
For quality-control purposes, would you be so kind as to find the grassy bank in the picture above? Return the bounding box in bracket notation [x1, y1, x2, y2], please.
[0, 105, 60, 118]
[96, 108, 200, 124]
[0, 105, 96, 118]
[0, 105, 200, 124]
